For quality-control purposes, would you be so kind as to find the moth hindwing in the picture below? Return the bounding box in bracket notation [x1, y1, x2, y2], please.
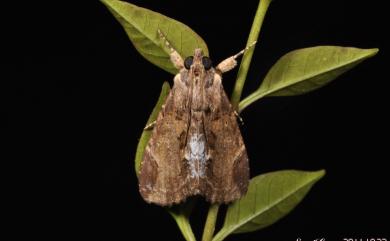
[138, 30, 255, 206]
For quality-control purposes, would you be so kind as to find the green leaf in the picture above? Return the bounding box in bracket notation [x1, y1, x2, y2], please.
[134, 82, 170, 176]
[239, 46, 379, 111]
[100, 0, 209, 74]
[212, 170, 325, 241]
[168, 200, 197, 241]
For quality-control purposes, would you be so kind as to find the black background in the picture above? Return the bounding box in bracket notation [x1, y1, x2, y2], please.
[4, 0, 389, 240]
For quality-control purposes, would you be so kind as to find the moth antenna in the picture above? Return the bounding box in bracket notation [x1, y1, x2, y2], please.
[157, 29, 175, 53]
[157, 29, 184, 69]
[216, 41, 257, 73]
[233, 41, 257, 59]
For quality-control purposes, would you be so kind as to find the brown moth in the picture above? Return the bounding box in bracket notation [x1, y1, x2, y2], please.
[139, 30, 255, 206]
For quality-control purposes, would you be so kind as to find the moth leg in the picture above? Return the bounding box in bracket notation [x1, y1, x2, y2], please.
[216, 41, 257, 73]
[234, 111, 244, 125]
[157, 29, 184, 69]
[143, 121, 156, 130]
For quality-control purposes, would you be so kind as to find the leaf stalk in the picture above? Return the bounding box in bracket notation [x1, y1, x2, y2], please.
[201, 204, 220, 241]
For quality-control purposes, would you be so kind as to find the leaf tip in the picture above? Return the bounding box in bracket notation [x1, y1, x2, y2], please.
[361, 47, 379, 59]
[314, 169, 326, 180]
[369, 48, 379, 56]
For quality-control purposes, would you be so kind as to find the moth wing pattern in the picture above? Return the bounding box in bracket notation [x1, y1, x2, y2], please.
[139, 30, 254, 205]
[204, 73, 250, 203]
[139, 74, 191, 206]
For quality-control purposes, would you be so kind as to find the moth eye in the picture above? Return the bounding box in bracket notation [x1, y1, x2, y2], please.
[202, 56, 213, 70]
[184, 56, 194, 69]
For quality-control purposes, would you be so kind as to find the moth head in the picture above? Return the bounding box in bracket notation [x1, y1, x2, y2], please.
[184, 49, 213, 76]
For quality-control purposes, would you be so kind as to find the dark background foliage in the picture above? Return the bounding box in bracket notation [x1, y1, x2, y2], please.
[4, 0, 388, 240]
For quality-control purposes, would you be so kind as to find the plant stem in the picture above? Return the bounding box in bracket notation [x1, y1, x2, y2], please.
[230, 0, 273, 109]
[201, 204, 220, 241]
[168, 200, 197, 241]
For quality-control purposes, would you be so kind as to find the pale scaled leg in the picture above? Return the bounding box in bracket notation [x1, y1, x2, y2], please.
[234, 111, 244, 125]
[216, 41, 257, 73]
[143, 121, 156, 130]
[157, 29, 184, 69]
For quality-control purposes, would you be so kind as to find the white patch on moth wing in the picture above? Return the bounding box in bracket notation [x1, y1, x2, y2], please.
[187, 133, 207, 178]
[145, 184, 153, 191]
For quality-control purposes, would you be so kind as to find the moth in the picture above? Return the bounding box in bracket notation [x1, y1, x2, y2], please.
[139, 30, 255, 206]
